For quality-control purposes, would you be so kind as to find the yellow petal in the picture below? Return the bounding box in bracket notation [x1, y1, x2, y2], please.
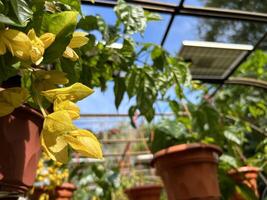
[65, 129, 103, 159]
[43, 110, 76, 133]
[2, 29, 31, 60]
[41, 130, 69, 163]
[39, 33, 55, 49]
[0, 38, 6, 55]
[63, 46, 79, 61]
[42, 83, 94, 103]
[27, 29, 37, 40]
[0, 87, 29, 117]
[68, 32, 89, 49]
[49, 135, 68, 153]
[54, 99, 80, 120]
[27, 29, 45, 65]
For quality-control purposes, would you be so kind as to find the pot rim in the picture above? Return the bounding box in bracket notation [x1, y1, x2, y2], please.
[15, 105, 44, 120]
[56, 182, 77, 190]
[228, 166, 261, 175]
[151, 143, 222, 166]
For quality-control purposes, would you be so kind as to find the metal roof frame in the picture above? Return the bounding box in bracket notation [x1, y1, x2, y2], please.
[81, 0, 267, 83]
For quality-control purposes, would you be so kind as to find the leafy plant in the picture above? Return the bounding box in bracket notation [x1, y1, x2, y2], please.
[70, 163, 120, 200]
[0, 0, 103, 164]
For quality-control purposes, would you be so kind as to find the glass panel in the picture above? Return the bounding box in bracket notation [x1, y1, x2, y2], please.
[164, 15, 267, 54]
[185, 0, 267, 14]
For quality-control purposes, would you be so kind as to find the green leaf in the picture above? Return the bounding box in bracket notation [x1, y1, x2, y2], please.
[224, 130, 242, 145]
[114, 0, 147, 34]
[58, 0, 81, 13]
[78, 15, 109, 40]
[10, 0, 33, 25]
[114, 76, 126, 109]
[42, 11, 78, 63]
[78, 15, 98, 31]
[60, 58, 81, 85]
[126, 70, 137, 98]
[169, 100, 180, 117]
[0, 54, 20, 85]
[128, 105, 137, 128]
[151, 45, 166, 71]
[219, 154, 238, 168]
[0, 1, 4, 13]
[0, 0, 32, 27]
[144, 11, 161, 21]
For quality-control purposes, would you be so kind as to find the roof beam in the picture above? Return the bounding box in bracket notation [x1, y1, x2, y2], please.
[82, 0, 267, 23]
[224, 77, 267, 91]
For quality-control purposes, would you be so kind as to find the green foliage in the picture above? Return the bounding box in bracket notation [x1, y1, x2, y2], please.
[0, 0, 33, 27]
[148, 119, 196, 153]
[114, 0, 146, 34]
[42, 11, 78, 63]
[70, 164, 120, 200]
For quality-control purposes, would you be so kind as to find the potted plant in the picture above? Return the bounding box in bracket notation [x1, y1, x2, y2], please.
[0, 0, 104, 197]
[218, 123, 264, 200]
[147, 101, 225, 200]
[122, 171, 162, 200]
[30, 154, 76, 200]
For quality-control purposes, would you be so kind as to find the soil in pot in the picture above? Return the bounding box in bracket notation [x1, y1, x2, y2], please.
[228, 166, 260, 200]
[53, 182, 76, 200]
[0, 106, 43, 197]
[152, 143, 222, 200]
[125, 185, 162, 200]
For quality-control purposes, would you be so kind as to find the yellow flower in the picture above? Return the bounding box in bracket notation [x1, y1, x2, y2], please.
[63, 32, 88, 61]
[0, 29, 31, 60]
[0, 87, 29, 117]
[41, 110, 102, 163]
[42, 83, 93, 103]
[54, 99, 80, 120]
[27, 29, 55, 65]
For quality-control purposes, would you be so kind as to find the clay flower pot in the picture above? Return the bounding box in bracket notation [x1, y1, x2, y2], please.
[125, 185, 162, 200]
[152, 143, 222, 200]
[0, 106, 43, 197]
[54, 182, 76, 200]
[228, 166, 260, 200]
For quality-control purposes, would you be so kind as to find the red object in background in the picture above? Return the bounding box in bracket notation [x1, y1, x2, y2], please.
[228, 166, 260, 200]
[125, 185, 162, 200]
[54, 182, 77, 200]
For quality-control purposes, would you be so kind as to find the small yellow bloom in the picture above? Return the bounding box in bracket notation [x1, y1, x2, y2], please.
[0, 87, 29, 117]
[54, 99, 80, 120]
[66, 129, 103, 159]
[0, 29, 31, 60]
[63, 32, 88, 61]
[41, 110, 102, 163]
[42, 83, 93, 103]
[42, 110, 76, 133]
[28, 29, 55, 65]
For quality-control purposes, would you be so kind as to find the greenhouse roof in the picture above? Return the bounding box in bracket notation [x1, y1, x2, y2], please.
[81, 0, 267, 82]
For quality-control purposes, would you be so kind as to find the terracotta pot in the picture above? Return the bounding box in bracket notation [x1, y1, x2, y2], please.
[0, 106, 43, 197]
[152, 143, 222, 200]
[125, 185, 162, 200]
[54, 182, 76, 200]
[228, 166, 260, 200]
